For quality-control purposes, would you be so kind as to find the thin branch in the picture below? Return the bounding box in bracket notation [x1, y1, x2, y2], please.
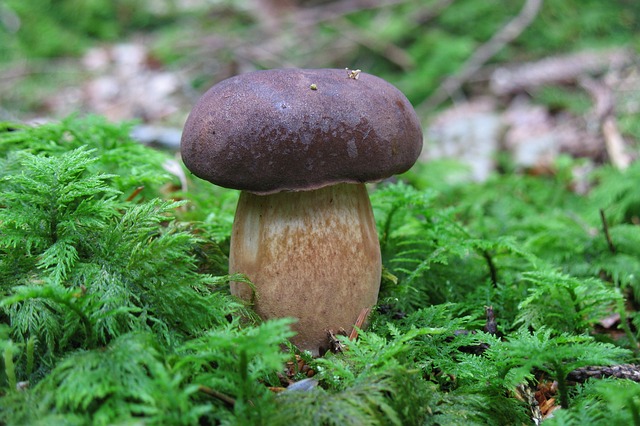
[602, 116, 631, 169]
[567, 364, 640, 383]
[482, 250, 498, 287]
[241, 0, 452, 70]
[349, 307, 372, 340]
[296, 0, 410, 27]
[198, 385, 236, 407]
[599, 208, 616, 254]
[297, 0, 456, 27]
[420, 0, 543, 112]
[580, 76, 632, 169]
[125, 186, 145, 202]
[491, 48, 633, 95]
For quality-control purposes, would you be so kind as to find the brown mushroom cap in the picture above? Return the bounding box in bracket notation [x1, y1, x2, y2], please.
[180, 68, 423, 194]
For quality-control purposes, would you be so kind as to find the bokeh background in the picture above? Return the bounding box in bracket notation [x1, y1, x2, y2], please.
[1, 0, 639, 178]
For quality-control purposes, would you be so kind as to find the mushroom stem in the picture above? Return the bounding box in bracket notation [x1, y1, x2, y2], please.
[229, 183, 381, 355]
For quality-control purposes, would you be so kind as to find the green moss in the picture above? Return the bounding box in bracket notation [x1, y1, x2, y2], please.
[1, 113, 640, 423]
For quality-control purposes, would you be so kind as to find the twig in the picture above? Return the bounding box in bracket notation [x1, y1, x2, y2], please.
[297, 0, 456, 28]
[482, 250, 498, 287]
[198, 385, 236, 407]
[567, 364, 640, 383]
[413, 0, 457, 25]
[296, 0, 410, 27]
[327, 307, 372, 353]
[327, 329, 347, 353]
[580, 76, 631, 170]
[599, 208, 616, 254]
[419, 0, 543, 111]
[125, 186, 144, 202]
[490, 48, 633, 95]
[349, 307, 372, 340]
[240, 0, 451, 70]
[602, 116, 631, 170]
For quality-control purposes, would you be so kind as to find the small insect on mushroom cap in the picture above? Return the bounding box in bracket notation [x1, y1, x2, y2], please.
[346, 68, 361, 80]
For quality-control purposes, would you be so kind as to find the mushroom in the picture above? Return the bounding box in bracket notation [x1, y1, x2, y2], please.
[181, 68, 422, 355]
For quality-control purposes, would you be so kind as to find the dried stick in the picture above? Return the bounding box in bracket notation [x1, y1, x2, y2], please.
[491, 48, 633, 95]
[602, 116, 631, 170]
[580, 76, 631, 170]
[243, 0, 452, 70]
[198, 385, 236, 407]
[349, 307, 372, 340]
[125, 186, 144, 202]
[599, 208, 616, 254]
[567, 364, 640, 383]
[420, 0, 543, 111]
[296, 0, 409, 26]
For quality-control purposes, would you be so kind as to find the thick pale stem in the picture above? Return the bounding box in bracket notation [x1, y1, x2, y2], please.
[229, 183, 381, 355]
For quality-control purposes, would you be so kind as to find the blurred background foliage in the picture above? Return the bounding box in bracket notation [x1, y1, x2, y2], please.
[1, 0, 639, 124]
